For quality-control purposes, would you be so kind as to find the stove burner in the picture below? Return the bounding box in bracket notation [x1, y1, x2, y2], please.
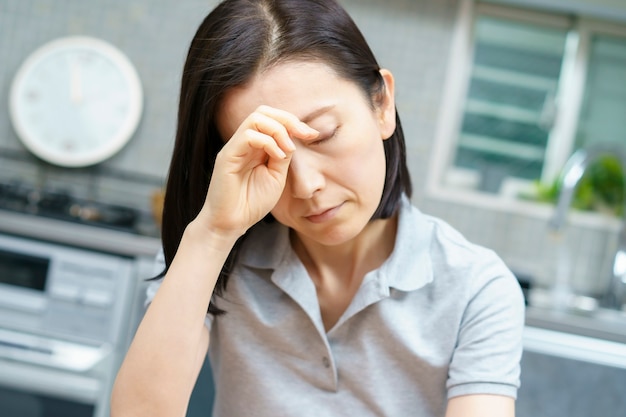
[0, 181, 139, 233]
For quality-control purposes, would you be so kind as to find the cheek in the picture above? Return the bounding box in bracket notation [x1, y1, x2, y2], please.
[342, 135, 387, 187]
[269, 194, 293, 226]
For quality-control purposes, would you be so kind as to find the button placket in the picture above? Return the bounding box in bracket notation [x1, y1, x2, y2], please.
[322, 356, 331, 368]
[314, 336, 338, 391]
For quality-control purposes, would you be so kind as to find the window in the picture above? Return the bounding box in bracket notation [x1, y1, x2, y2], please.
[431, 1, 626, 204]
[576, 35, 626, 150]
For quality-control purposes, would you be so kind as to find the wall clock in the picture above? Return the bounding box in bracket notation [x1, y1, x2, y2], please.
[9, 36, 143, 167]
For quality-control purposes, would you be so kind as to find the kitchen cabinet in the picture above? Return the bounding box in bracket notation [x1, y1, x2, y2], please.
[519, 308, 626, 416]
[187, 358, 215, 417]
[518, 348, 626, 416]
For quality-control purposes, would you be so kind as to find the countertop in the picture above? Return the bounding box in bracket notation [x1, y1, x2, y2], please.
[526, 304, 626, 344]
[0, 209, 161, 258]
[524, 301, 626, 369]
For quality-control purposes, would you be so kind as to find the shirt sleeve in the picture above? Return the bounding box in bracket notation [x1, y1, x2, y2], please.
[144, 249, 165, 307]
[446, 253, 525, 399]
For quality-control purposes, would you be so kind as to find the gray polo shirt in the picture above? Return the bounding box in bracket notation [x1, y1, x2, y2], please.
[147, 197, 524, 416]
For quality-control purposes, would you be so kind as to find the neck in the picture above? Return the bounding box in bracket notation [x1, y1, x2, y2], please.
[290, 215, 398, 287]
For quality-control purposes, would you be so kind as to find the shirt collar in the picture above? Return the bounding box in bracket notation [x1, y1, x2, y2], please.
[238, 195, 434, 292]
[380, 195, 434, 292]
[238, 219, 291, 270]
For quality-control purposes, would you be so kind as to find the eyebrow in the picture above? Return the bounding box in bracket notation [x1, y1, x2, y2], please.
[301, 104, 335, 124]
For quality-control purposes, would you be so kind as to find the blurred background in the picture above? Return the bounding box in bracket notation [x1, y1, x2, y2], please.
[0, 0, 625, 416]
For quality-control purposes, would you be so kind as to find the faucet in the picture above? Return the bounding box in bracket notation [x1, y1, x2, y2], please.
[547, 143, 626, 311]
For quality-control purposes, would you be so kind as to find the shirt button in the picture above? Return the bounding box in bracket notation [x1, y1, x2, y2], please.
[322, 356, 331, 368]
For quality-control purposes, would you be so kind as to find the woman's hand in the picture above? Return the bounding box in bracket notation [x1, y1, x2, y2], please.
[196, 105, 318, 237]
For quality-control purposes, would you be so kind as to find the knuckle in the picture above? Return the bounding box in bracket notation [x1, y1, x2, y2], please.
[247, 112, 264, 126]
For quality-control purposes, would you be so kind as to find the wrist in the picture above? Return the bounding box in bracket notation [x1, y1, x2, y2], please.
[182, 218, 243, 255]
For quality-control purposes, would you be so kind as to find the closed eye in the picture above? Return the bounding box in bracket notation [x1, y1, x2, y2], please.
[311, 127, 339, 146]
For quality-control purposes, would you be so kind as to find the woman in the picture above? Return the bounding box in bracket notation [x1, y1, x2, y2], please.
[111, 0, 524, 416]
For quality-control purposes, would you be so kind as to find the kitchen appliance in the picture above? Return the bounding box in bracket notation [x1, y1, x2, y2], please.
[0, 232, 137, 417]
[0, 180, 139, 233]
[0, 181, 160, 417]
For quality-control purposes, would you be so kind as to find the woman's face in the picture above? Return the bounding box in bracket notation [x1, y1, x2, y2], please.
[217, 61, 396, 247]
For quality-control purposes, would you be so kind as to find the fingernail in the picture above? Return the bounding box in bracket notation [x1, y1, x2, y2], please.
[300, 122, 318, 135]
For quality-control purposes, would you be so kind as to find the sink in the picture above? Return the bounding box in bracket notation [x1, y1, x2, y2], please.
[524, 305, 626, 371]
[525, 288, 626, 344]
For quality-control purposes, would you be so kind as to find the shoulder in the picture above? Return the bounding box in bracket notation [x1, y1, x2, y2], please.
[421, 210, 498, 266]
[401, 200, 508, 276]
[397, 208, 526, 398]
[398, 199, 520, 301]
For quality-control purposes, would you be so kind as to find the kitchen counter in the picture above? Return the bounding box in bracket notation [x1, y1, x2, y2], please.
[526, 305, 626, 344]
[524, 303, 626, 370]
[0, 209, 161, 257]
[520, 305, 626, 416]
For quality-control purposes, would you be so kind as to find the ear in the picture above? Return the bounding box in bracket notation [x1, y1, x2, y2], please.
[377, 69, 396, 140]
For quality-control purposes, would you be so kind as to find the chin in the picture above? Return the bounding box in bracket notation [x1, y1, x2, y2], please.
[310, 221, 371, 247]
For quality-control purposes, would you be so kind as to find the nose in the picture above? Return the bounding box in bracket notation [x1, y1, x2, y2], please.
[288, 150, 325, 199]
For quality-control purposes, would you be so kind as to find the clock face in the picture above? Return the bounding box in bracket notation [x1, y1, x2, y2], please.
[9, 36, 143, 167]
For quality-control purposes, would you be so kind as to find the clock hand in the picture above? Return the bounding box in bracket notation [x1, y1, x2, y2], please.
[70, 58, 83, 104]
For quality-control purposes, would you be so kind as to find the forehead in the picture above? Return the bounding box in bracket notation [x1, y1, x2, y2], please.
[216, 61, 360, 138]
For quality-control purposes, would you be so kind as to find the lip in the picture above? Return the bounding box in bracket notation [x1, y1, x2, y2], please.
[304, 203, 344, 224]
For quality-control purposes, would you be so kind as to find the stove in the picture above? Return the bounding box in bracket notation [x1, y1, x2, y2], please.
[0, 180, 158, 417]
[0, 181, 139, 234]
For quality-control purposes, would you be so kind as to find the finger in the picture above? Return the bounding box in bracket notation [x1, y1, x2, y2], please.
[223, 117, 288, 162]
[246, 112, 297, 154]
[244, 112, 295, 152]
[245, 129, 290, 160]
[255, 105, 319, 141]
[266, 147, 292, 179]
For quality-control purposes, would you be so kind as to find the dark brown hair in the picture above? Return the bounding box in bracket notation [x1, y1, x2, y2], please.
[161, 0, 412, 314]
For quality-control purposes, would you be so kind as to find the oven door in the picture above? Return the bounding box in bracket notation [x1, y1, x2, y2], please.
[0, 359, 101, 417]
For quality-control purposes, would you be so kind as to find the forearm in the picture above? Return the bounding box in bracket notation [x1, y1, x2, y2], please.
[110, 101, 307, 415]
[445, 394, 515, 417]
[111, 221, 238, 417]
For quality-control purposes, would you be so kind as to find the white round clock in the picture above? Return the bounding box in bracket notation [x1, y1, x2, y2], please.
[9, 36, 143, 167]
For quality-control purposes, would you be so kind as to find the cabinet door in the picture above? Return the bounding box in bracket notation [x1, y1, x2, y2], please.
[518, 335, 626, 416]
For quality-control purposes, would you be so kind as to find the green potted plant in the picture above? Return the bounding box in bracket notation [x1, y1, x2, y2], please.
[530, 155, 624, 216]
